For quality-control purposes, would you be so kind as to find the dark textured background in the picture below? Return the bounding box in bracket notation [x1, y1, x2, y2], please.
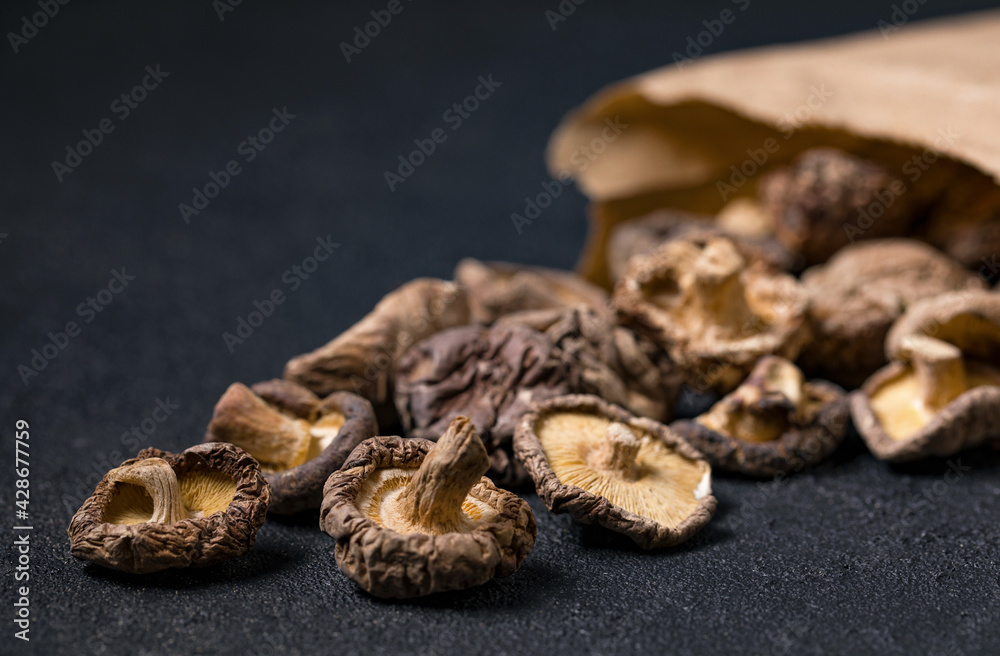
[4, 1, 1000, 654]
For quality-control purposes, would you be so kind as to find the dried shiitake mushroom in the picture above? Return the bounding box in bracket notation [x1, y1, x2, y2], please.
[320, 416, 536, 598]
[514, 395, 715, 549]
[672, 356, 848, 476]
[206, 379, 377, 514]
[759, 148, 918, 266]
[495, 306, 682, 423]
[852, 290, 1000, 460]
[454, 258, 611, 324]
[798, 239, 983, 387]
[284, 278, 470, 427]
[613, 236, 809, 392]
[606, 206, 796, 283]
[68, 443, 269, 574]
[394, 322, 571, 486]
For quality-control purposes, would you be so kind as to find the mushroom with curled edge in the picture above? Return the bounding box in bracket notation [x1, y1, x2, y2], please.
[320, 416, 536, 598]
[283, 278, 470, 428]
[852, 334, 1000, 461]
[797, 239, 984, 388]
[514, 394, 716, 549]
[454, 258, 611, 325]
[68, 443, 269, 574]
[613, 236, 809, 392]
[206, 379, 377, 514]
[672, 356, 848, 476]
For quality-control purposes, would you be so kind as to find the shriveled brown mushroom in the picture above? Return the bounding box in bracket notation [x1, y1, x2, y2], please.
[798, 239, 983, 387]
[852, 290, 1000, 460]
[394, 323, 572, 486]
[284, 278, 470, 427]
[759, 148, 919, 265]
[320, 416, 536, 598]
[454, 258, 611, 325]
[494, 306, 682, 423]
[68, 443, 269, 573]
[606, 206, 797, 283]
[613, 236, 810, 392]
[205, 379, 377, 514]
[672, 356, 848, 476]
[514, 395, 715, 549]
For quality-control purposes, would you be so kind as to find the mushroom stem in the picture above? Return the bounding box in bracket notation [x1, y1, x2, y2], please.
[903, 335, 967, 414]
[212, 383, 312, 471]
[681, 239, 756, 331]
[107, 458, 189, 524]
[398, 416, 489, 534]
[590, 423, 642, 480]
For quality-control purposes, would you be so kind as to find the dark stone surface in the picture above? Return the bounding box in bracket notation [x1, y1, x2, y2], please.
[3, 1, 1000, 654]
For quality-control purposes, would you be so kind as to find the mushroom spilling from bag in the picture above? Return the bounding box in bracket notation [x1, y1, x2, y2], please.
[67, 443, 269, 574]
[852, 290, 1000, 461]
[284, 278, 470, 428]
[613, 236, 810, 392]
[798, 239, 983, 387]
[671, 356, 848, 476]
[206, 379, 378, 514]
[454, 258, 611, 325]
[320, 416, 536, 598]
[606, 205, 797, 284]
[546, 13, 1000, 288]
[514, 394, 715, 549]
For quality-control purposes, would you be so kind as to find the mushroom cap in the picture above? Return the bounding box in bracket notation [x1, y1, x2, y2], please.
[67, 442, 269, 574]
[494, 306, 683, 423]
[320, 435, 536, 598]
[514, 394, 716, 549]
[851, 361, 1000, 462]
[672, 356, 849, 476]
[394, 323, 571, 486]
[455, 258, 611, 324]
[605, 207, 797, 283]
[885, 289, 1000, 363]
[283, 278, 470, 427]
[613, 236, 810, 392]
[799, 240, 984, 386]
[206, 379, 378, 514]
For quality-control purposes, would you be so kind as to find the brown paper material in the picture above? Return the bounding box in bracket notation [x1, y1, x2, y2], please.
[547, 10, 1000, 287]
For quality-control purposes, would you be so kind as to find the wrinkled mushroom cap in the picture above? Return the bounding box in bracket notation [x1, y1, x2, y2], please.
[799, 240, 983, 386]
[68, 442, 269, 574]
[613, 236, 809, 391]
[672, 356, 848, 476]
[284, 278, 470, 427]
[206, 379, 378, 514]
[455, 258, 611, 324]
[394, 323, 571, 486]
[852, 329, 1000, 461]
[514, 395, 715, 549]
[321, 417, 536, 598]
[885, 289, 1000, 363]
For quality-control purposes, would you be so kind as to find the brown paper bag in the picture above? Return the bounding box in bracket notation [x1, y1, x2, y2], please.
[547, 10, 1000, 287]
